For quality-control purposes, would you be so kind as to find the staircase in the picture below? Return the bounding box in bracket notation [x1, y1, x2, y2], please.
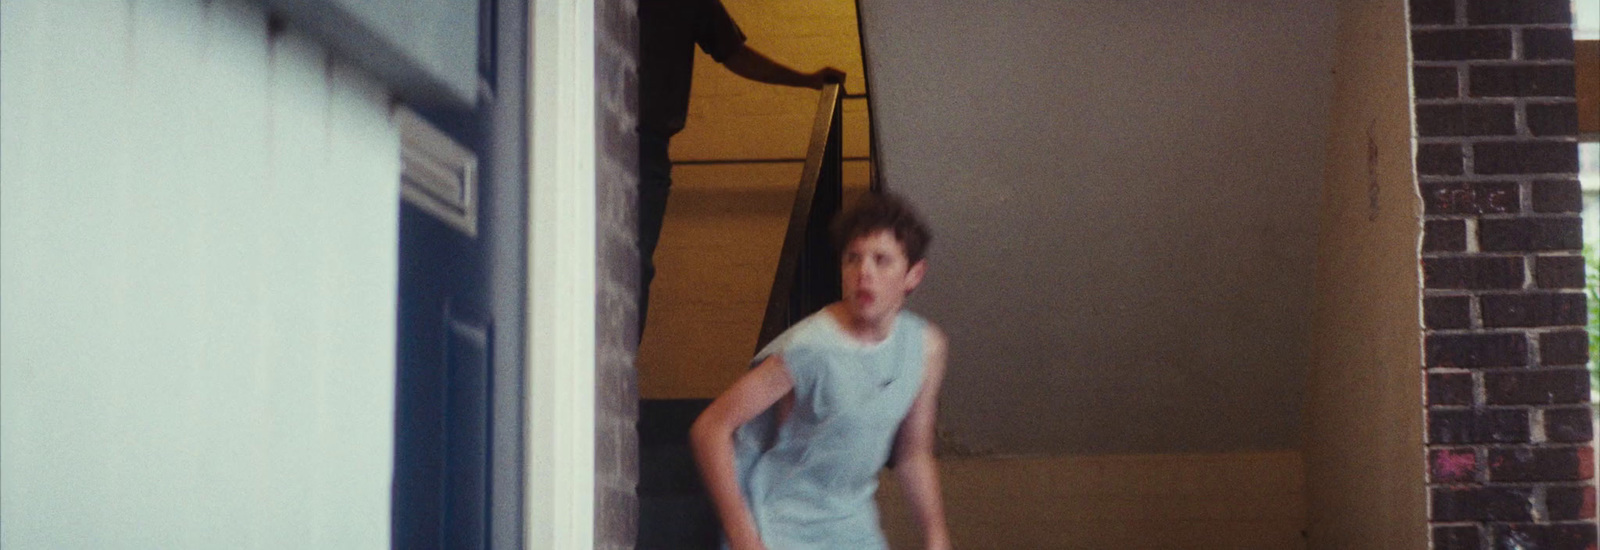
[637, 399, 720, 549]
[637, 83, 851, 549]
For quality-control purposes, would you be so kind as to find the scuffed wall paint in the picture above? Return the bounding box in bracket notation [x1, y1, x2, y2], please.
[1300, 0, 1427, 547]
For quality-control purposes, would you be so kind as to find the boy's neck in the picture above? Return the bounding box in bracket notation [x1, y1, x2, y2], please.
[828, 303, 897, 343]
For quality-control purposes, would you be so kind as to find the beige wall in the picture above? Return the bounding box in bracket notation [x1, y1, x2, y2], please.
[1300, 0, 1427, 547]
[876, 452, 1307, 549]
[639, 0, 870, 398]
[858, 0, 1337, 454]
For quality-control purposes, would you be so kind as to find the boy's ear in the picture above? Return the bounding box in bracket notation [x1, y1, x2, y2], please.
[904, 259, 927, 292]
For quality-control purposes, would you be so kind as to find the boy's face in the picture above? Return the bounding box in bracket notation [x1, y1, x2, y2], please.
[840, 229, 926, 325]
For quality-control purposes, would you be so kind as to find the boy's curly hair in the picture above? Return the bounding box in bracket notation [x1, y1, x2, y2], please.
[829, 192, 932, 264]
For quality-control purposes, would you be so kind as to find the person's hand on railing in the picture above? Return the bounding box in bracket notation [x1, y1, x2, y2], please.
[806, 67, 847, 89]
[721, 45, 845, 91]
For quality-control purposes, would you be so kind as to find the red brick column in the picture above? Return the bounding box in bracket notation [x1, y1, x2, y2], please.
[1414, 0, 1598, 547]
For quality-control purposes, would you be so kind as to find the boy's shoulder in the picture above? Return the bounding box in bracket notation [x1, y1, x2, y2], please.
[780, 311, 837, 347]
[921, 316, 945, 348]
[750, 312, 833, 365]
[757, 308, 940, 361]
[891, 307, 941, 333]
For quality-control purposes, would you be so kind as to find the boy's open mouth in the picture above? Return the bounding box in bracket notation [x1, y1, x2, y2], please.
[855, 290, 875, 306]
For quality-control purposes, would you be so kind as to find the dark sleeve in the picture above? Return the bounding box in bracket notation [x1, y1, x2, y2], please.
[692, 0, 747, 63]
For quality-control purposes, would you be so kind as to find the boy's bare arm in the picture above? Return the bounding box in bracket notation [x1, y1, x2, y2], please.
[689, 355, 794, 550]
[893, 326, 952, 550]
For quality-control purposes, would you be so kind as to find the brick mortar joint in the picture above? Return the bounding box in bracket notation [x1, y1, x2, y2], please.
[1425, 480, 1598, 490]
[1416, 98, 1579, 105]
[1423, 252, 1578, 259]
[1420, 214, 1583, 222]
[1429, 442, 1595, 450]
[1422, 328, 1538, 335]
[1411, 24, 1575, 30]
[1432, 367, 1594, 375]
[1429, 402, 1546, 409]
[1421, 174, 1585, 183]
[1416, 136, 1583, 144]
[1451, 289, 1586, 296]
[1412, 59, 1577, 66]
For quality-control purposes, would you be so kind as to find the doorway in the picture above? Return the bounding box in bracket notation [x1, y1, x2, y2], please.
[391, 0, 528, 547]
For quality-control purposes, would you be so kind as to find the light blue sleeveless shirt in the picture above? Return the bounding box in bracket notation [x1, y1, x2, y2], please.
[730, 309, 928, 549]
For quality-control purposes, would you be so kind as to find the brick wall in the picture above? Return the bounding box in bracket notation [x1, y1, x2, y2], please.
[1413, 0, 1598, 547]
[595, 0, 642, 547]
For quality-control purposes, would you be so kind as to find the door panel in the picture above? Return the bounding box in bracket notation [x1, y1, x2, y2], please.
[443, 308, 491, 549]
[394, 1, 520, 548]
[395, 198, 489, 549]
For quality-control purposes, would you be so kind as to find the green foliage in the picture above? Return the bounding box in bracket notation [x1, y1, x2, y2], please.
[1588, 245, 1599, 406]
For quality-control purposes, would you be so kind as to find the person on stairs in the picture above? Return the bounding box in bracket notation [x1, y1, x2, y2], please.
[637, 0, 846, 334]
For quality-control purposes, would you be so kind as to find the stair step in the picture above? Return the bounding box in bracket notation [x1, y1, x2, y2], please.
[639, 399, 719, 547]
[640, 443, 707, 495]
[639, 399, 713, 448]
[637, 493, 721, 550]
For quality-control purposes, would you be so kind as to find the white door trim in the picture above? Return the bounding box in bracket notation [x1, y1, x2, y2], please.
[524, 0, 596, 548]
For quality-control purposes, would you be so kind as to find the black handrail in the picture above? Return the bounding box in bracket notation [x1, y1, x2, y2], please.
[852, 0, 884, 193]
[755, 83, 845, 351]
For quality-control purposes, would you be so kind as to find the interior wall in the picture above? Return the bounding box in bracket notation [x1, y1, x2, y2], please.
[0, 0, 399, 546]
[858, 0, 1337, 454]
[876, 452, 1307, 549]
[1300, 0, 1427, 547]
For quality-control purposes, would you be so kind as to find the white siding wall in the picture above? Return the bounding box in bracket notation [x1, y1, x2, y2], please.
[1, 0, 400, 547]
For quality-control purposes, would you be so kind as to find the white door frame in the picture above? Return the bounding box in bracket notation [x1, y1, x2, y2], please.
[524, 0, 596, 548]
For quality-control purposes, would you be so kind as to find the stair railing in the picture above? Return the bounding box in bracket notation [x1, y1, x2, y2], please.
[852, 0, 883, 194]
[755, 83, 845, 351]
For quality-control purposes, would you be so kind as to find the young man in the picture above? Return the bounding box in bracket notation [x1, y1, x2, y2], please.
[690, 193, 952, 550]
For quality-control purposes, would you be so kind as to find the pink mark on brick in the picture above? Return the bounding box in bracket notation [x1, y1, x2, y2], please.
[1580, 446, 1594, 481]
[1431, 449, 1477, 482]
[1581, 487, 1596, 520]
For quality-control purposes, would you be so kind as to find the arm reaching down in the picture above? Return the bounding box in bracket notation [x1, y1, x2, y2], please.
[721, 44, 845, 90]
[690, 355, 795, 550]
[893, 326, 952, 550]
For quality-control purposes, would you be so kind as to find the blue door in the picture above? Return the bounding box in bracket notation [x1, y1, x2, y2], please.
[393, 1, 525, 548]
[395, 194, 492, 548]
